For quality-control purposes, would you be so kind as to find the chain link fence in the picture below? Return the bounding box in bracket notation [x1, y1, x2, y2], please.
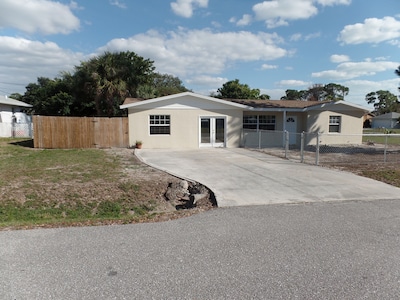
[0, 122, 33, 138]
[241, 129, 400, 165]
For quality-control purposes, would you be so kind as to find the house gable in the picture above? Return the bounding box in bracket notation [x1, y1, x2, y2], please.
[120, 92, 249, 111]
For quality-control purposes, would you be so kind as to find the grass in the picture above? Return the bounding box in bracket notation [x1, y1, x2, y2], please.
[0, 138, 158, 229]
[359, 169, 400, 188]
[362, 128, 400, 145]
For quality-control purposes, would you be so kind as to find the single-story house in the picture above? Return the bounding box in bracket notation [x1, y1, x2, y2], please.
[0, 95, 32, 137]
[371, 112, 400, 129]
[120, 92, 370, 149]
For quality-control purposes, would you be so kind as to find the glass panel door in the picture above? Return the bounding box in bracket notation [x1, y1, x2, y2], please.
[201, 118, 211, 143]
[215, 118, 225, 145]
[200, 117, 225, 147]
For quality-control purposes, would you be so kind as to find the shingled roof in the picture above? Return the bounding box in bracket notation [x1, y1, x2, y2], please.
[122, 96, 331, 109]
[226, 99, 331, 109]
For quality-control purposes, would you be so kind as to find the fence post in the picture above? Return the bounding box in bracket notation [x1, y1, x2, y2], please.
[300, 131, 304, 163]
[384, 135, 388, 163]
[284, 130, 289, 159]
[315, 132, 320, 166]
[258, 130, 261, 149]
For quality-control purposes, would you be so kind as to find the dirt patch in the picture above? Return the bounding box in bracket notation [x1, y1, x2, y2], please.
[104, 148, 216, 213]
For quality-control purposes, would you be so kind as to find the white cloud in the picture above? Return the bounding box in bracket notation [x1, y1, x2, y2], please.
[277, 80, 311, 87]
[290, 33, 302, 41]
[170, 0, 208, 18]
[312, 60, 399, 80]
[316, 0, 351, 5]
[289, 32, 320, 42]
[330, 54, 350, 63]
[0, 36, 84, 94]
[388, 39, 400, 47]
[186, 75, 228, 87]
[338, 16, 400, 45]
[234, 0, 350, 28]
[253, 0, 318, 28]
[304, 32, 321, 40]
[0, 0, 80, 35]
[343, 78, 399, 106]
[69, 1, 83, 10]
[99, 28, 287, 77]
[236, 14, 252, 26]
[261, 64, 278, 70]
[110, 0, 127, 9]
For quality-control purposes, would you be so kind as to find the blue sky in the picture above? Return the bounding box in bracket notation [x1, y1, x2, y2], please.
[0, 0, 399, 107]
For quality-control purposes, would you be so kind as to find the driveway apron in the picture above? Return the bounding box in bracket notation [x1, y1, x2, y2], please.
[136, 148, 400, 207]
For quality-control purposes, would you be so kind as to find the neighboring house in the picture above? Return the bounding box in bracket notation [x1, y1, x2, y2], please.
[120, 92, 370, 149]
[371, 112, 400, 129]
[0, 95, 33, 137]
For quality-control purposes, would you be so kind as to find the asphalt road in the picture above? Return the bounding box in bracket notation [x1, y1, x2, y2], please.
[2, 200, 400, 299]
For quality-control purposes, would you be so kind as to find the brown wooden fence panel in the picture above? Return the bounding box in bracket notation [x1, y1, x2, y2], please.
[33, 116, 128, 149]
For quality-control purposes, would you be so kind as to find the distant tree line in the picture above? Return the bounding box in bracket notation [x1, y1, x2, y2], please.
[213, 80, 349, 102]
[12, 51, 188, 117]
[280, 83, 349, 101]
[212, 79, 270, 100]
[365, 66, 400, 115]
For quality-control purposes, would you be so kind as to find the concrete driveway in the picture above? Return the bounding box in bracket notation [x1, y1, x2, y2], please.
[136, 148, 400, 207]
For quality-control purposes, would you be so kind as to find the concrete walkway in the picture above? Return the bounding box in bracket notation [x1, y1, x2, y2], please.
[136, 148, 400, 207]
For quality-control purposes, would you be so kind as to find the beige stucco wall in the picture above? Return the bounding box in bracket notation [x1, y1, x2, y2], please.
[127, 107, 243, 149]
[307, 108, 364, 145]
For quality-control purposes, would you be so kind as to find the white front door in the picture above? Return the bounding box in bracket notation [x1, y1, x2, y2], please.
[286, 116, 297, 144]
[200, 117, 226, 147]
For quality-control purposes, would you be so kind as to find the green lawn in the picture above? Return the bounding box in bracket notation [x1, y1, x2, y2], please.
[363, 128, 400, 145]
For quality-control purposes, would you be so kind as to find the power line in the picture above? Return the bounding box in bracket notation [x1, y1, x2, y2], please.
[0, 81, 27, 86]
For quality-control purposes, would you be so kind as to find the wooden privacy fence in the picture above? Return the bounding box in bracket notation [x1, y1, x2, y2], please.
[33, 116, 129, 149]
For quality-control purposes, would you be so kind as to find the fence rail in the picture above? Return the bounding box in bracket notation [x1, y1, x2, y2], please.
[241, 129, 400, 165]
[33, 116, 128, 149]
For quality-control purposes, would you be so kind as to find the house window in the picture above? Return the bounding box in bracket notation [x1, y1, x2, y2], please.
[259, 115, 276, 130]
[149, 115, 170, 135]
[243, 115, 258, 130]
[329, 115, 341, 133]
[243, 115, 276, 130]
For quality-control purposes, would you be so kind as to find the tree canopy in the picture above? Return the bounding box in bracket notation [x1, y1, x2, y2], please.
[214, 79, 270, 100]
[20, 51, 188, 117]
[280, 83, 349, 101]
[365, 90, 399, 115]
[364, 66, 400, 115]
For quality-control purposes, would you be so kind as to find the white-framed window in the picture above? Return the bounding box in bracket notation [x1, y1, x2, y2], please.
[259, 115, 276, 130]
[243, 115, 276, 131]
[243, 115, 258, 130]
[329, 115, 341, 133]
[149, 115, 170, 135]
